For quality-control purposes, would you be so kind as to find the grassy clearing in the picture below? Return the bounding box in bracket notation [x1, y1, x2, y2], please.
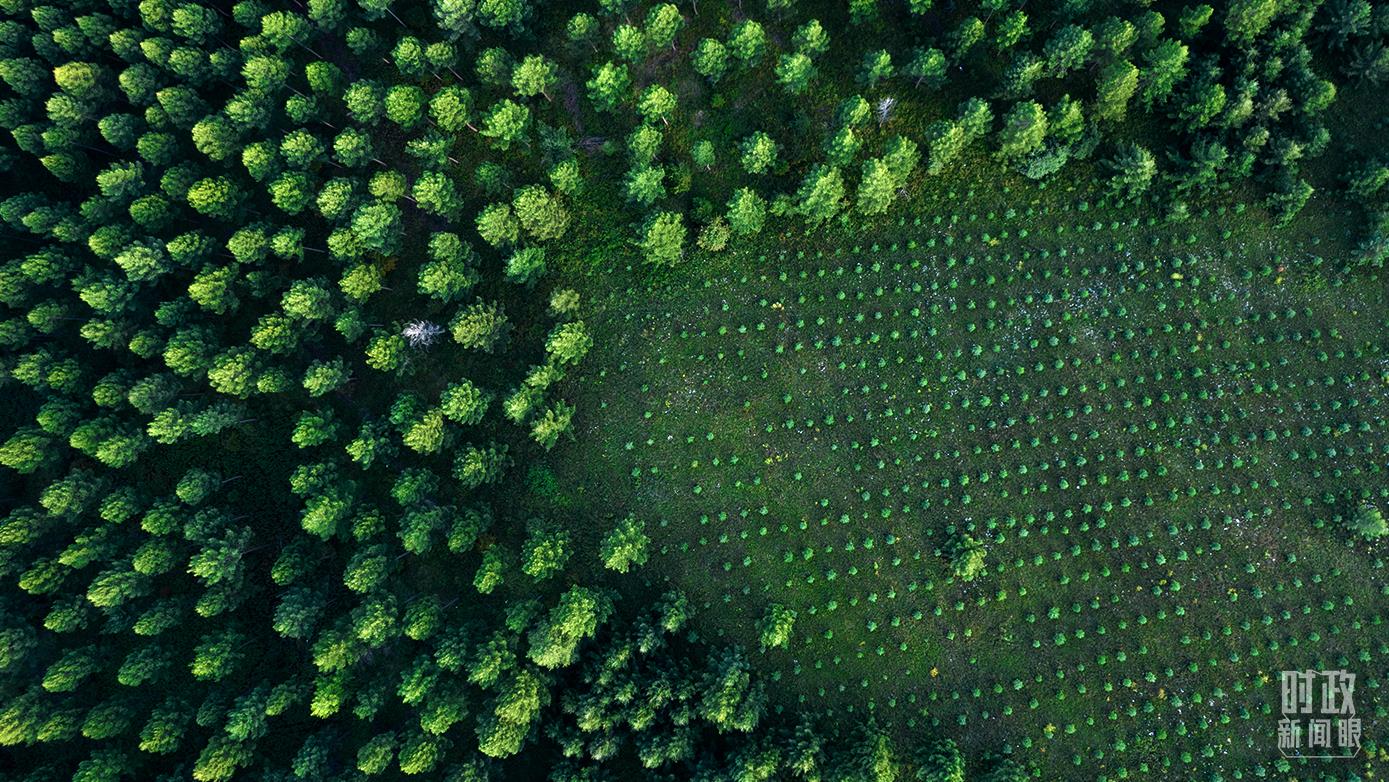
[549, 174, 1389, 779]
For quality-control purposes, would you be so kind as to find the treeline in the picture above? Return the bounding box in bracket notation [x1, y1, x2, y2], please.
[520, 0, 1387, 262]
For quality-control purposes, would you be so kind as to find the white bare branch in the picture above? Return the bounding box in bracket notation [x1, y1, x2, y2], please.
[402, 320, 445, 349]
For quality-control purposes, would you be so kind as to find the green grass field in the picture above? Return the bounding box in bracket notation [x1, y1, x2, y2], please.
[552, 178, 1389, 779]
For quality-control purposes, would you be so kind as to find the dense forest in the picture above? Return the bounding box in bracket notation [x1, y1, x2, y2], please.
[0, 0, 1387, 780]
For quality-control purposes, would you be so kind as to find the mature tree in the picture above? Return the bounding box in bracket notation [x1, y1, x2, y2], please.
[521, 519, 572, 580]
[1044, 24, 1094, 77]
[567, 13, 599, 49]
[505, 247, 547, 286]
[824, 126, 861, 167]
[481, 100, 531, 149]
[1095, 59, 1139, 122]
[727, 188, 767, 236]
[430, 85, 477, 133]
[644, 3, 684, 51]
[698, 647, 765, 732]
[948, 534, 987, 582]
[474, 547, 507, 595]
[528, 586, 610, 669]
[1139, 39, 1189, 108]
[627, 122, 664, 163]
[776, 53, 815, 95]
[728, 20, 767, 66]
[639, 211, 686, 265]
[958, 97, 994, 140]
[916, 738, 965, 782]
[692, 39, 729, 83]
[794, 165, 845, 225]
[947, 16, 985, 61]
[413, 171, 462, 218]
[995, 48, 1042, 98]
[385, 85, 426, 128]
[699, 217, 732, 252]
[859, 50, 893, 87]
[1224, 0, 1281, 44]
[996, 101, 1048, 162]
[1104, 143, 1156, 202]
[1352, 504, 1388, 539]
[549, 158, 582, 195]
[925, 121, 967, 175]
[850, 158, 894, 215]
[758, 604, 797, 650]
[452, 301, 510, 352]
[1175, 75, 1227, 132]
[638, 85, 677, 126]
[513, 186, 570, 241]
[419, 234, 478, 303]
[455, 443, 510, 488]
[995, 9, 1030, 51]
[531, 401, 575, 449]
[586, 62, 630, 112]
[692, 140, 716, 170]
[1095, 17, 1138, 56]
[906, 47, 947, 89]
[1347, 43, 1389, 85]
[1346, 159, 1389, 203]
[478, 0, 527, 31]
[186, 177, 240, 221]
[351, 201, 403, 255]
[739, 132, 778, 175]
[978, 759, 1030, 782]
[303, 359, 350, 397]
[793, 20, 830, 56]
[512, 54, 557, 101]
[440, 380, 491, 425]
[1268, 176, 1314, 226]
[476, 203, 521, 247]
[612, 24, 646, 62]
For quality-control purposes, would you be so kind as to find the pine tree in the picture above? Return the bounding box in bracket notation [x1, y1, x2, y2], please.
[600, 514, 650, 572]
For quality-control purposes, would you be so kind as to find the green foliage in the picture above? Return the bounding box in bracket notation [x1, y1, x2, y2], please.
[521, 519, 572, 581]
[996, 100, 1048, 163]
[1094, 59, 1139, 122]
[728, 20, 767, 66]
[587, 61, 631, 112]
[528, 586, 611, 669]
[855, 158, 898, 215]
[639, 211, 686, 265]
[512, 185, 570, 242]
[452, 301, 510, 352]
[739, 132, 778, 175]
[600, 514, 650, 572]
[624, 164, 666, 207]
[692, 39, 730, 83]
[726, 188, 767, 235]
[948, 534, 987, 582]
[925, 121, 967, 175]
[906, 47, 947, 89]
[1351, 504, 1388, 539]
[1104, 143, 1157, 202]
[793, 165, 845, 225]
[481, 100, 530, 149]
[758, 604, 796, 649]
[512, 54, 557, 101]
[476, 203, 521, 248]
[775, 53, 815, 96]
